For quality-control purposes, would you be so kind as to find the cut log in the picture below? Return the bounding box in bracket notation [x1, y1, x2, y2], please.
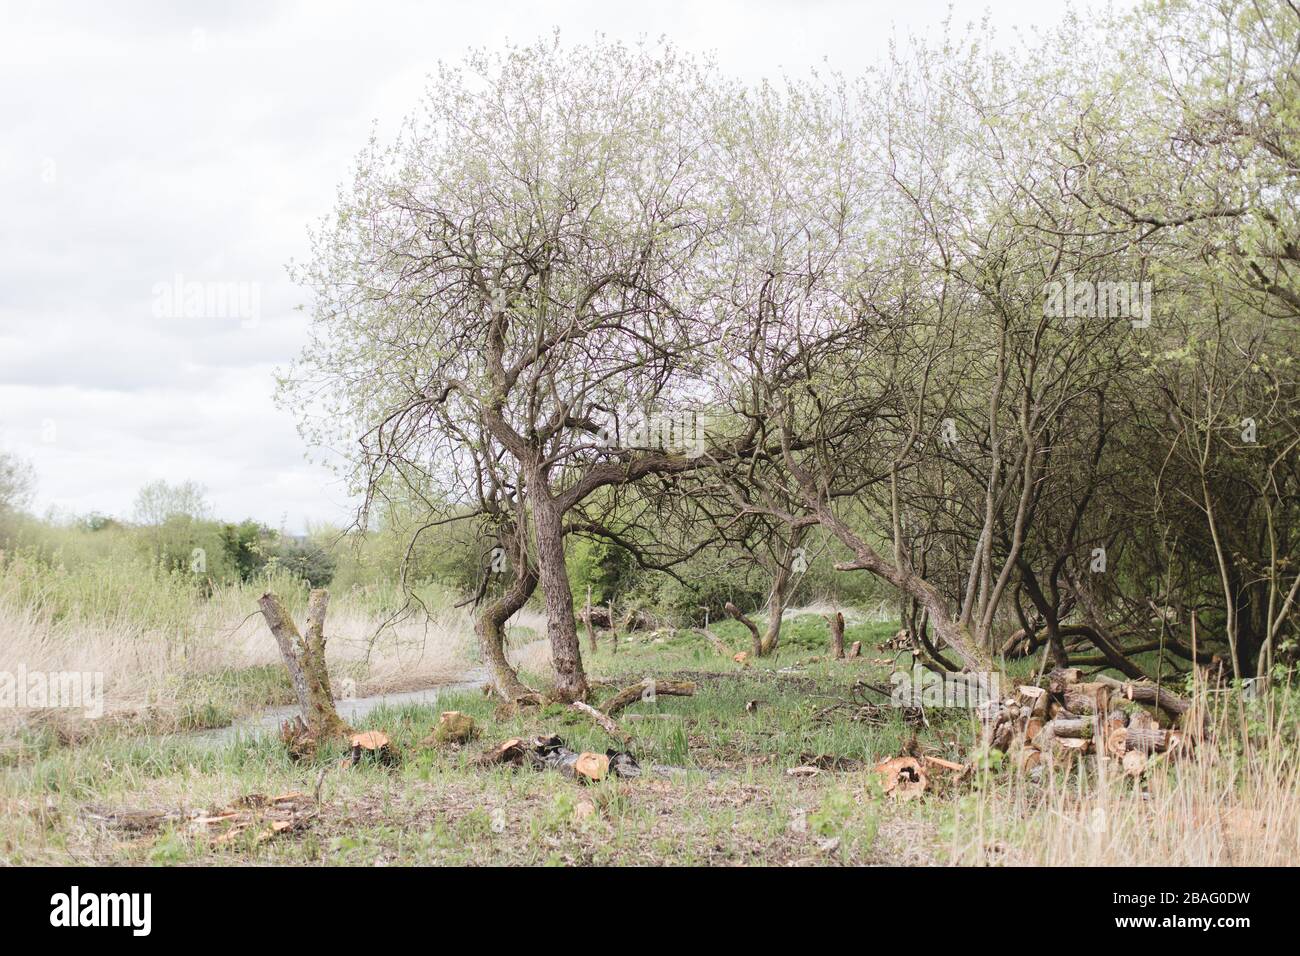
[1064, 682, 1110, 716]
[1048, 667, 1083, 692]
[1017, 685, 1049, 719]
[473, 737, 527, 768]
[1124, 727, 1173, 753]
[872, 755, 928, 799]
[350, 730, 389, 750]
[572, 752, 610, 782]
[1129, 709, 1161, 733]
[1106, 726, 1180, 755]
[345, 730, 395, 767]
[880, 629, 913, 650]
[598, 678, 696, 716]
[1122, 749, 1148, 776]
[258, 590, 349, 743]
[847, 640, 862, 658]
[1095, 675, 1190, 718]
[534, 743, 629, 782]
[1025, 717, 1044, 743]
[1106, 727, 1129, 758]
[1047, 716, 1098, 740]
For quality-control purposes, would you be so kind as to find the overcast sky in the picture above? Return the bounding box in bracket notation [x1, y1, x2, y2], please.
[0, 0, 1112, 532]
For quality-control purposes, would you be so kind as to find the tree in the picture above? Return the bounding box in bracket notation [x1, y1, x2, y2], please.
[272, 537, 338, 588]
[132, 479, 211, 572]
[220, 520, 272, 582]
[285, 36, 736, 700]
[0, 451, 34, 514]
[132, 479, 209, 526]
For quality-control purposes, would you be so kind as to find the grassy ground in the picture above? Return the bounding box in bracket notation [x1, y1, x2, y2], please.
[2, 613, 1296, 866]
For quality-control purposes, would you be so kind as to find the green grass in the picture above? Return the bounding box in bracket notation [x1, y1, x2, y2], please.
[2, 618, 983, 865]
[8, 616, 1287, 866]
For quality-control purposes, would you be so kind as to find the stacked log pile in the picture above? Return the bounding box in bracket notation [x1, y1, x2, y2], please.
[980, 668, 1192, 774]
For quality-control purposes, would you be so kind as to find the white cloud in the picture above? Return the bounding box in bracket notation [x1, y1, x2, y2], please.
[0, 0, 1113, 531]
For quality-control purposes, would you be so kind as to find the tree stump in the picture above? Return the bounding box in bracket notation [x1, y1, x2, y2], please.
[259, 590, 350, 744]
[824, 611, 846, 659]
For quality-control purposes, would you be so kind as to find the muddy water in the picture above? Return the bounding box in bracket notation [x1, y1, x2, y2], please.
[184, 667, 489, 748]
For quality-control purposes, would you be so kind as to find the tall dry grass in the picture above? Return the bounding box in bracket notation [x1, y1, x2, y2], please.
[0, 549, 489, 730]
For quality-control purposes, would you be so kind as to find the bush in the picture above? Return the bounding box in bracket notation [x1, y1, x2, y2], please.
[270, 538, 337, 588]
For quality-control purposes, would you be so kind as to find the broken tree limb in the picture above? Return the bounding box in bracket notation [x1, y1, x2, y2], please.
[570, 701, 629, 744]
[599, 678, 696, 716]
[922, 755, 966, 773]
[693, 627, 731, 656]
[258, 590, 349, 742]
[724, 602, 763, 657]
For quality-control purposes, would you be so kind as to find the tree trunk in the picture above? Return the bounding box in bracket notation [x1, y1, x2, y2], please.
[1019, 567, 1070, 668]
[759, 528, 806, 655]
[258, 590, 349, 740]
[761, 587, 784, 656]
[530, 491, 588, 702]
[476, 547, 538, 702]
[808, 495, 994, 671]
